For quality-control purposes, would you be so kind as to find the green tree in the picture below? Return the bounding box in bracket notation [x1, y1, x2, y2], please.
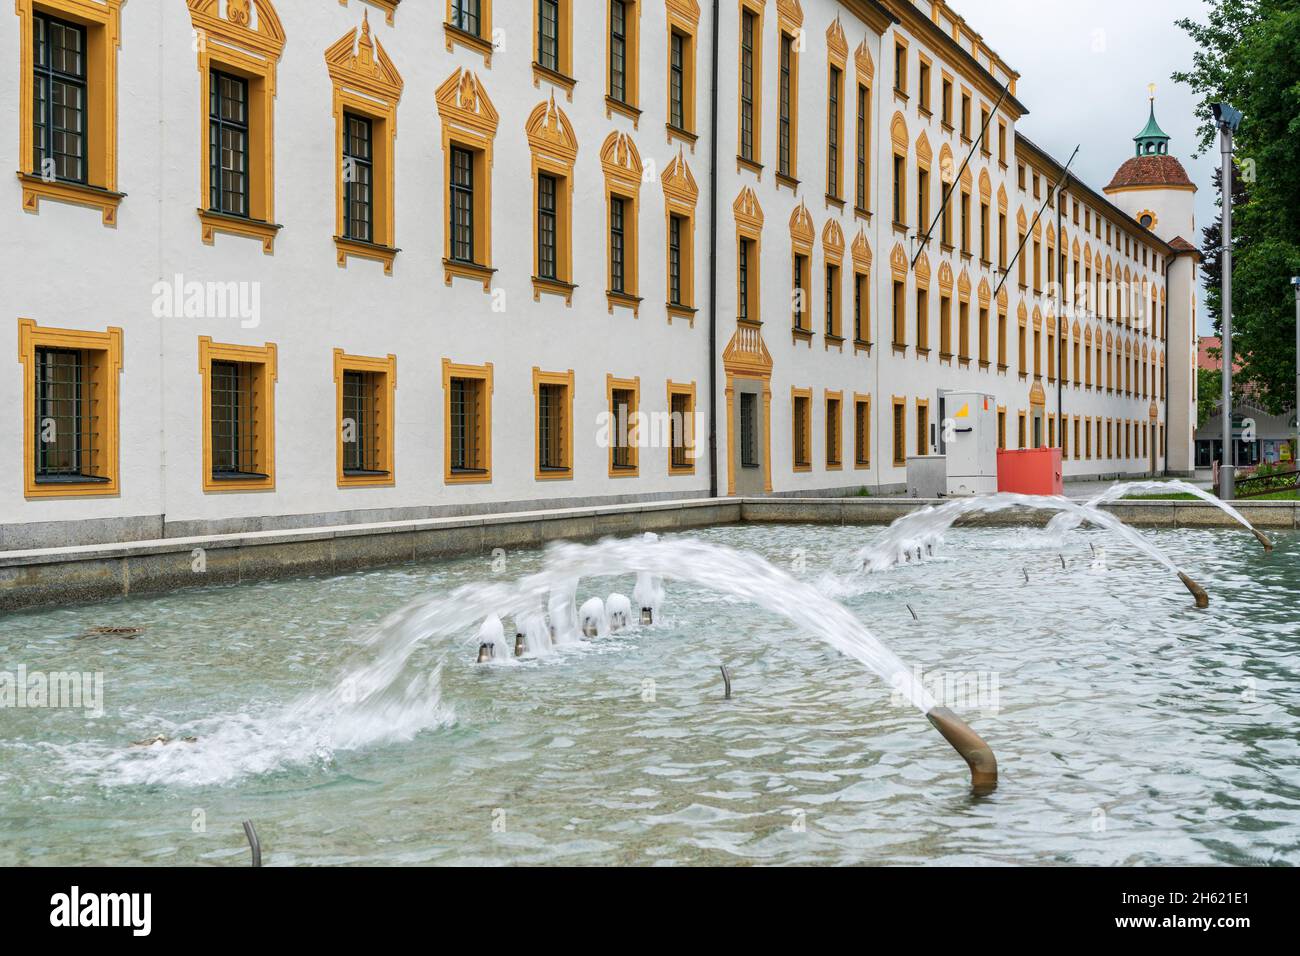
[1174, 0, 1300, 415]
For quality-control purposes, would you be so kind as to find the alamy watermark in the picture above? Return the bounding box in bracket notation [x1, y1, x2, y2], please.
[151, 274, 261, 329]
[0, 665, 104, 717]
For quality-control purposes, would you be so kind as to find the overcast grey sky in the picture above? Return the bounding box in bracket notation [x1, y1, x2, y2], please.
[952, 0, 1216, 331]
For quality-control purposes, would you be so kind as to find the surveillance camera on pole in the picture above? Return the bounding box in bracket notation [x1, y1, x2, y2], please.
[1215, 104, 1241, 500]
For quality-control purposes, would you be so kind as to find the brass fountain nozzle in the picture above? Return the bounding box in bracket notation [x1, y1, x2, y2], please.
[1178, 572, 1210, 609]
[926, 706, 998, 794]
[1251, 528, 1274, 552]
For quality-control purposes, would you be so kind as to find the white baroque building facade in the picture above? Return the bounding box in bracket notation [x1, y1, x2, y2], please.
[1, 0, 1200, 549]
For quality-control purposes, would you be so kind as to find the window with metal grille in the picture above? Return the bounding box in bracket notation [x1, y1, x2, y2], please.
[450, 146, 474, 263]
[210, 360, 265, 479]
[343, 113, 373, 242]
[793, 395, 810, 468]
[452, 0, 481, 36]
[537, 382, 567, 472]
[738, 237, 752, 321]
[669, 31, 685, 129]
[740, 392, 757, 467]
[450, 376, 486, 474]
[739, 10, 754, 161]
[670, 391, 691, 469]
[609, 0, 627, 103]
[610, 195, 626, 293]
[892, 402, 905, 465]
[827, 66, 840, 194]
[826, 397, 841, 466]
[342, 370, 385, 475]
[856, 85, 867, 209]
[538, 0, 560, 71]
[611, 387, 634, 470]
[778, 33, 792, 176]
[33, 14, 86, 184]
[537, 173, 557, 279]
[33, 347, 104, 483]
[854, 399, 870, 466]
[209, 70, 249, 217]
[669, 214, 683, 305]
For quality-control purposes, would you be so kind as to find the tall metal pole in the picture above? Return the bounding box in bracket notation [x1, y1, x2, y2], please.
[1219, 125, 1234, 499]
[1294, 278, 1300, 462]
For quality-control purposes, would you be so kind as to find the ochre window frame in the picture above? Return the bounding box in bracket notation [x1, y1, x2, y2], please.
[605, 0, 641, 124]
[437, 68, 499, 291]
[198, 336, 277, 494]
[916, 397, 930, 456]
[444, 0, 493, 63]
[533, 367, 574, 480]
[327, 14, 404, 275]
[891, 396, 906, 466]
[334, 349, 396, 488]
[16, 0, 124, 225]
[18, 317, 122, 498]
[790, 200, 815, 341]
[853, 40, 873, 217]
[442, 358, 494, 485]
[734, 186, 764, 325]
[774, 0, 801, 188]
[736, 0, 764, 175]
[851, 229, 872, 351]
[526, 96, 579, 304]
[188, 0, 286, 254]
[663, 148, 699, 323]
[533, 0, 575, 99]
[825, 18, 847, 205]
[665, 0, 700, 147]
[853, 393, 870, 468]
[824, 389, 842, 470]
[667, 379, 697, 475]
[606, 374, 641, 477]
[601, 132, 643, 316]
[823, 220, 845, 346]
[791, 386, 812, 472]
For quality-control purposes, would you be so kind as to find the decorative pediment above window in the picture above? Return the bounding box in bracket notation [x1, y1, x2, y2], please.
[914, 251, 931, 288]
[851, 229, 872, 271]
[978, 277, 992, 308]
[822, 220, 845, 260]
[854, 39, 874, 81]
[978, 168, 992, 203]
[826, 16, 848, 65]
[890, 112, 909, 153]
[937, 260, 954, 292]
[916, 131, 932, 165]
[789, 201, 815, 251]
[666, 0, 701, 26]
[437, 68, 499, 140]
[889, 243, 908, 281]
[997, 183, 1008, 213]
[326, 12, 403, 103]
[187, 0, 284, 62]
[776, 0, 802, 31]
[525, 94, 578, 166]
[733, 187, 764, 232]
[662, 149, 698, 207]
[997, 285, 1009, 309]
[1018, 300, 1028, 322]
[600, 131, 644, 195]
[1016, 207, 1028, 230]
[957, 268, 972, 300]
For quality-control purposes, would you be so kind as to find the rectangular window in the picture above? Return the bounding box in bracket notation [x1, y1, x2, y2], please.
[941, 77, 953, 126]
[537, 172, 557, 279]
[610, 195, 626, 293]
[669, 30, 687, 130]
[341, 370, 389, 476]
[827, 66, 841, 196]
[32, 13, 86, 184]
[917, 167, 929, 232]
[740, 392, 758, 467]
[538, 0, 561, 71]
[609, 0, 628, 103]
[998, 310, 1008, 369]
[210, 361, 259, 478]
[854, 396, 870, 467]
[1018, 412, 1027, 449]
[940, 295, 952, 356]
[669, 384, 696, 473]
[825, 395, 842, 467]
[610, 384, 637, 473]
[892, 399, 906, 466]
[792, 392, 811, 470]
[779, 33, 792, 177]
[855, 84, 868, 210]
[343, 113, 373, 243]
[978, 308, 989, 366]
[961, 92, 971, 140]
[892, 280, 905, 347]
[997, 409, 1007, 450]
[825, 264, 840, 337]
[792, 254, 807, 330]
[893, 42, 906, 94]
[915, 288, 928, 351]
[892, 154, 904, 224]
[669, 214, 684, 306]
[916, 402, 929, 456]
[854, 271, 868, 343]
[449, 145, 474, 262]
[452, 0, 482, 36]
[918, 59, 931, 112]
[209, 70, 249, 217]
[32, 347, 99, 482]
[738, 237, 753, 321]
[450, 376, 488, 475]
[739, 9, 755, 162]
[959, 301, 970, 360]
[980, 107, 991, 155]
[535, 370, 573, 478]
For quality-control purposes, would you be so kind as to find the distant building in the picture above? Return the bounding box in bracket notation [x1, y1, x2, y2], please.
[1194, 338, 1295, 467]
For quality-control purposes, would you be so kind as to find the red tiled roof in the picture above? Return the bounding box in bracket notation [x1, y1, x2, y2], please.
[1106, 155, 1195, 191]
[1168, 235, 1198, 253]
